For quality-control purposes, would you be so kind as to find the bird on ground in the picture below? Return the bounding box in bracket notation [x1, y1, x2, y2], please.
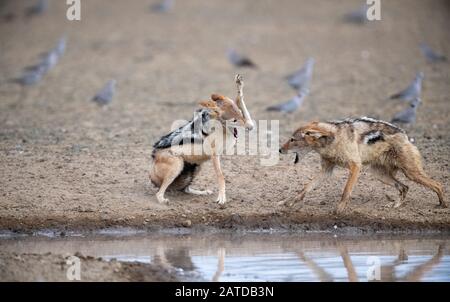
[25, 0, 48, 17]
[40, 49, 59, 73]
[14, 65, 46, 85]
[343, 4, 368, 24]
[151, 0, 175, 13]
[391, 98, 421, 125]
[390, 72, 424, 102]
[420, 43, 447, 63]
[227, 49, 257, 68]
[285, 58, 314, 91]
[92, 80, 117, 106]
[54, 36, 67, 57]
[15, 37, 67, 85]
[266, 91, 307, 113]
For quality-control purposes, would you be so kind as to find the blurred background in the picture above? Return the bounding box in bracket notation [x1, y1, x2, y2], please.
[0, 0, 449, 222]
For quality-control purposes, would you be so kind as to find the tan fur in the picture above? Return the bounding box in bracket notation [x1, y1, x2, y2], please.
[280, 119, 446, 213]
[150, 76, 251, 204]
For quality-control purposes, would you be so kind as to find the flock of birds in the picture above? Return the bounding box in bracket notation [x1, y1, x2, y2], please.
[230, 47, 444, 127]
[225, 4, 447, 128]
[8, 0, 448, 127]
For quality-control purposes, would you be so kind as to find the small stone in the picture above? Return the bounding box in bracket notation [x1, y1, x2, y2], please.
[182, 219, 192, 227]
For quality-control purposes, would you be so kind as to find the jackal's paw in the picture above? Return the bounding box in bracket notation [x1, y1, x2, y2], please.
[335, 203, 348, 215]
[156, 194, 169, 204]
[216, 195, 226, 205]
[185, 187, 213, 196]
[298, 190, 307, 202]
[382, 202, 394, 209]
[235, 74, 243, 85]
[277, 200, 287, 206]
[393, 202, 404, 209]
[439, 202, 448, 209]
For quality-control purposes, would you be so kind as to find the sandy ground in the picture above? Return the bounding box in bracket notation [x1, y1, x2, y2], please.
[0, 0, 449, 233]
[0, 252, 178, 281]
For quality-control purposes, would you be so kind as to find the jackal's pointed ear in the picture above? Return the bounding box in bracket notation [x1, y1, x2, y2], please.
[211, 94, 225, 106]
[305, 130, 326, 138]
[304, 128, 334, 146]
[199, 100, 217, 108]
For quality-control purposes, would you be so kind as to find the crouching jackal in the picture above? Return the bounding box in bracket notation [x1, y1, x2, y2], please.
[279, 117, 446, 213]
[150, 75, 254, 205]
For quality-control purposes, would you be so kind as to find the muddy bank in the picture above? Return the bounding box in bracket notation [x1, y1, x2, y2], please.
[1, 207, 449, 234]
[0, 252, 178, 282]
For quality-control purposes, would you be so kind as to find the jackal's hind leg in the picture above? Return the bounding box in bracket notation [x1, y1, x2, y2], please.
[154, 157, 184, 204]
[371, 167, 409, 208]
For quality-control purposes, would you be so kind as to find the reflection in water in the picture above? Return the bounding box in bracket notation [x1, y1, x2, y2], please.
[0, 232, 448, 282]
[338, 245, 359, 282]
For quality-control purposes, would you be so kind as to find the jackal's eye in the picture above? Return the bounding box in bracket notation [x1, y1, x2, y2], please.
[290, 138, 295, 142]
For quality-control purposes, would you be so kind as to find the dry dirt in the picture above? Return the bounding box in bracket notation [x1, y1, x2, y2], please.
[0, 0, 449, 233]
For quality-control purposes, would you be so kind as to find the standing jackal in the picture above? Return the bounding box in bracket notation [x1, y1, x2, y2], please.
[150, 75, 254, 205]
[279, 117, 446, 213]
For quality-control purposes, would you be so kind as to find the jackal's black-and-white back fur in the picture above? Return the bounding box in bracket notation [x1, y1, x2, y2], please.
[152, 109, 212, 158]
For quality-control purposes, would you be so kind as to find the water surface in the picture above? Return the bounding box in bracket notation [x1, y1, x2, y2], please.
[1, 231, 448, 282]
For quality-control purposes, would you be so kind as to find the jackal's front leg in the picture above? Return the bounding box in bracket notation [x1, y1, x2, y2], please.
[234, 74, 254, 130]
[279, 160, 334, 207]
[212, 155, 226, 205]
[336, 162, 361, 214]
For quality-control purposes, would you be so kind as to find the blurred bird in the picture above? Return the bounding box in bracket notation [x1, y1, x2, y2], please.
[92, 80, 116, 106]
[151, 0, 175, 13]
[420, 43, 447, 63]
[14, 65, 46, 85]
[391, 98, 421, 125]
[390, 72, 424, 101]
[40, 49, 59, 72]
[343, 4, 368, 24]
[54, 36, 67, 57]
[227, 49, 257, 68]
[25, 0, 48, 17]
[266, 91, 307, 113]
[286, 58, 314, 91]
[14, 37, 66, 86]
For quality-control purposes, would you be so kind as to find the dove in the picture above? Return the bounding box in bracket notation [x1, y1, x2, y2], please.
[151, 0, 175, 13]
[40, 49, 60, 73]
[391, 98, 421, 125]
[227, 49, 257, 68]
[14, 37, 66, 86]
[390, 72, 424, 101]
[420, 43, 447, 63]
[54, 36, 67, 57]
[92, 80, 116, 106]
[285, 58, 314, 91]
[266, 91, 307, 113]
[343, 4, 368, 24]
[14, 64, 46, 85]
[25, 0, 48, 17]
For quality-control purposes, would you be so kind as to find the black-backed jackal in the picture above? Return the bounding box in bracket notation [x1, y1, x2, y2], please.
[280, 117, 446, 213]
[150, 75, 254, 205]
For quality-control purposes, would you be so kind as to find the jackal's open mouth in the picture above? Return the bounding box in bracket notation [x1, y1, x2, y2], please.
[294, 152, 299, 164]
[233, 127, 238, 138]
